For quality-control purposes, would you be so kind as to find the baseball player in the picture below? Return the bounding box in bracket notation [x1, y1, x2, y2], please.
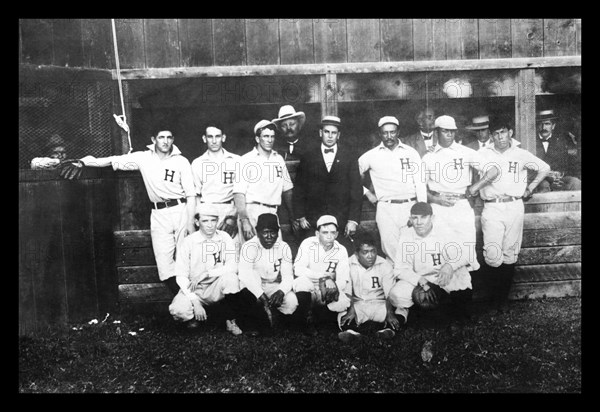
[60, 125, 196, 295]
[236, 213, 298, 336]
[233, 119, 295, 243]
[191, 124, 240, 241]
[337, 232, 400, 343]
[358, 116, 427, 265]
[389, 202, 474, 325]
[477, 116, 550, 312]
[293, 215, 351, 336]
[422, 115, 499, 272]
[168, 203, 242, 335]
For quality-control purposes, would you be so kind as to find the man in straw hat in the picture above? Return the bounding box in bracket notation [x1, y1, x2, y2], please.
[534, 109, 581, 192]
[272, 105, 308, 162]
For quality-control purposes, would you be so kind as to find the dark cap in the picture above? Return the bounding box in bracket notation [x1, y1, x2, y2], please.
[410, 202, 433, 216]
[256, 213, 280, 231]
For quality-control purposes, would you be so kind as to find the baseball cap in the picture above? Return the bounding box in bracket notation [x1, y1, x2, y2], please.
[378, 116, 399, 128]
[321, 115, 341, 128]
[434, 115, 457, 130]
[316, 215, 338, 229]
[256, 213, 280, 231]
[410, 202, 433, 216]
[196, 203, 220, 218]
[254, 119, 275, 135]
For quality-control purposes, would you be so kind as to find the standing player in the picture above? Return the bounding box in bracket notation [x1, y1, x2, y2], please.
[337, 232, 400, 343]
[168, 203, 242, 335]
[233, 120, 295, 243]
[191, 125, 240, 240]
[59, 124, 196, 295]
[478, 116, 550, 312]
[236, 213, 298, 336]
[358, 116, 427, 264]
[293, 215, 351, 335]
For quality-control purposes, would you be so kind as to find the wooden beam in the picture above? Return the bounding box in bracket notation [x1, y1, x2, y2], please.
[114, 56, 581, 80]
[19, 63, 113, 82]
[516, 68, 537, 153]
[320, 73, 338, 117]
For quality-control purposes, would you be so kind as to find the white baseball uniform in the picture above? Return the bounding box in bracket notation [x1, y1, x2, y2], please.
[336, 254, 395, 329]
[82, 144, 196, 281]
[238, 236, 297, 314]
[168, 229, 239, 322]
[422, 141, 484, 271]
[191, 148, 240, 226]
[358, 141, 427, 264]
[389, 224, 472, 321]
[478, 144, 550, 267]
[233, 147, 293, 240]
[293, 235, 351, 312]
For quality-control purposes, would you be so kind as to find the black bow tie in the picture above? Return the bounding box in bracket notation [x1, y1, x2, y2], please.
[324, 148, 334, 154]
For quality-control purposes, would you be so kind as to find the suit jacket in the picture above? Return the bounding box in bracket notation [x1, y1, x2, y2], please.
[293, 145, 363, 229]
[273, 133, 314, 162]
[402, 132, 429, 158]
[536, 132, 580, 178]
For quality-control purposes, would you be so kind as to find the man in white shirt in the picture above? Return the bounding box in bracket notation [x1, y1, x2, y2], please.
[59, 125, 196, 296]
[233, 120, 295, 243]
[168, 203, 242, 335]
[191, 125, 240, 241]
[358, 116, 427, 265]
[293, 215, 351, 335]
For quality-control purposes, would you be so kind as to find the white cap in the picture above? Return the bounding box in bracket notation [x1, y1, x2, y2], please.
[316, 215, 338, 229]
[196, 203, 220, 217]
[254, 119, 275, 135]
[378, 116, 399, 128]
[434, 115, 458, 130]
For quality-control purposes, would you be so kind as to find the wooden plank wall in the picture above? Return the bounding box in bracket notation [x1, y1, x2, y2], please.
[19, 19, 581, 70]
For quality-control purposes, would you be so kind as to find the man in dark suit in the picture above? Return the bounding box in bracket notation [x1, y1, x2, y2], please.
[292, 115, 363, 255]
[272, 105, 310, 163]
[401, 107, 436, 158]
[465, 115, 493, 151]
[534, 109, 581, 192]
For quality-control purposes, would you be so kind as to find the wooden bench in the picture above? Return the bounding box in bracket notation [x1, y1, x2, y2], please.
[115, 191, 581, 313]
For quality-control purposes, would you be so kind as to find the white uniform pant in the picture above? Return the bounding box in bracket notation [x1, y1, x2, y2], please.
[258, 282, 298, 315]
[376, 201, 415, 265]
[388, 269, 472, 321]
[150, 203, 188, 281]
[169, 272, 240, 322]
[237, 202, 282, 244]
[293, 276, 351, 313]
[336, 299, 387, 330]
[481, 200, 524, 267]
[430, 199, 480, 271]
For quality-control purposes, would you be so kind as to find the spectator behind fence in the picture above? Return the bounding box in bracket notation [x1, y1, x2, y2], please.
[30, 134, 67, 169]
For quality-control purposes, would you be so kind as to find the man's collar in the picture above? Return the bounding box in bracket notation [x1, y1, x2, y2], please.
[147, 143, 181, 157]
[538, 134, 552, 141]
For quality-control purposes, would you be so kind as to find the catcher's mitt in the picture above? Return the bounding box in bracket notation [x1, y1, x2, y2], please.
[411, 282, 444, 310]
[218, 215, 239, 239]
[57, 159, 85, 180]
[319, 276, 339, 304]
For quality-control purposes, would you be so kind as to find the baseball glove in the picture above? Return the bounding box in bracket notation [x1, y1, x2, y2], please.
[411, 282, 444, 310]
[57, 159, 85, 180]
[218, 215, 239, 239]
[319, 276, 339, 304]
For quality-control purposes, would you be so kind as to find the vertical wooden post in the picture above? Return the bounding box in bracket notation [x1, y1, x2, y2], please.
[320, 72, 338, 118]
[515, 68, 537, 154]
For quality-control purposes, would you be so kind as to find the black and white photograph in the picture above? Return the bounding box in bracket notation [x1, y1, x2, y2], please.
[19, 18, 581, 393]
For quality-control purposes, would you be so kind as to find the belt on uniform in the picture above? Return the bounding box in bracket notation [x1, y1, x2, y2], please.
[484, 196, 522, 203]
[201, 200, 233, 204]
[429, 190, 467, 199]
[249, 201, 278, 208]
[378, 197, 416, 204]
[152, 197, 187, 209]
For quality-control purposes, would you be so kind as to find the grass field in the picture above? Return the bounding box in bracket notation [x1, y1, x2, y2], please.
[18, 296, 581, 393]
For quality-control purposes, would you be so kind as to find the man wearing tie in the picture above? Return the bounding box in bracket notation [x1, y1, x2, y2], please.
[272, 105, 310, 163]
[466, 115, 493, 150]
[292, 115, 363, 255]
[401, 107, 436, 157]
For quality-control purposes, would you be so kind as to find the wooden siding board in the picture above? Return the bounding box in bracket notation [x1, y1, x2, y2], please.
[413, 19, 433, 61]
[279, 19, 314, 65]
[347, 19, 380, 63]
[432, 19, 447, 60]
[479, 19, 512, 59]
[179, 19, 213, 66]
[517, 245, 581, 265]
[511, 19, 543, 58]
[313, 19, 347, 63]
[144, 19, 181, 68]
[380, 19, 413, 62]
[20, 19, 54, 65]
[544, 19, 577, 57]
[462, 19, 480, 59]
[52, 19, 83, 68]
[114, 19, 146, 69]
[81, 19, 113, 69]
[576, 19, 581, 55]
[246, 19, 280, 65]
[213, 19, 246, 66]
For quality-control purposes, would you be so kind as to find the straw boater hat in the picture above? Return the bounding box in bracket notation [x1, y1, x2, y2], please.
[321, 115, 341, 128]
[465, 115, 490, 130]
[272, 105, 306, 129]
[536, 109, 559, 122]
